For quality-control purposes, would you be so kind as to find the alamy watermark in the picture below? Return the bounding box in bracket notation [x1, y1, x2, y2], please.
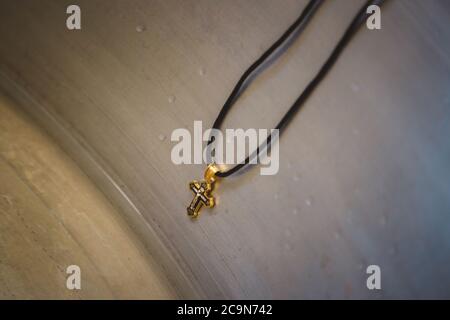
[366, 265, 381, 290]
[65, 4, 381, 31]
[171, 121, 279, 175]
[366, 5, 382, 30]
[66, 265, 81, 290]
[66, 5, 81, 30]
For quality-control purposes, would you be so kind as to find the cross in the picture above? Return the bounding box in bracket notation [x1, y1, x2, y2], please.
[187, 180, 215, 218]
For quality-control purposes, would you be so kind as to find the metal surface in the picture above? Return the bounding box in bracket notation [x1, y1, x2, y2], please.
[0, 0, 449, 298]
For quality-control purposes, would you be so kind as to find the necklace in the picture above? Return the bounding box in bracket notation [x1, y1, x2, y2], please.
[188, 0, 384, 218]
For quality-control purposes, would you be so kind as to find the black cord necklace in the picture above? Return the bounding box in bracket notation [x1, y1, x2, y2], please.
[188, 0, 385, 218]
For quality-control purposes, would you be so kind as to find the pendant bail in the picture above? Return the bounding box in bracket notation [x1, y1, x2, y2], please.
[204, 163, 220, 184]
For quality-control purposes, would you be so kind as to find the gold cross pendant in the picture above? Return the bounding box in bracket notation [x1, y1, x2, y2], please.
[187, 164, 220, 218]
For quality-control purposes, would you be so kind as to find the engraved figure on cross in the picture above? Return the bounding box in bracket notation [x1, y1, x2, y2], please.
[187, 180, 215, 218]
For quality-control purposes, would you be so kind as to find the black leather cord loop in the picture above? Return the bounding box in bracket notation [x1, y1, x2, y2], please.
[211, 0, 385, 178]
